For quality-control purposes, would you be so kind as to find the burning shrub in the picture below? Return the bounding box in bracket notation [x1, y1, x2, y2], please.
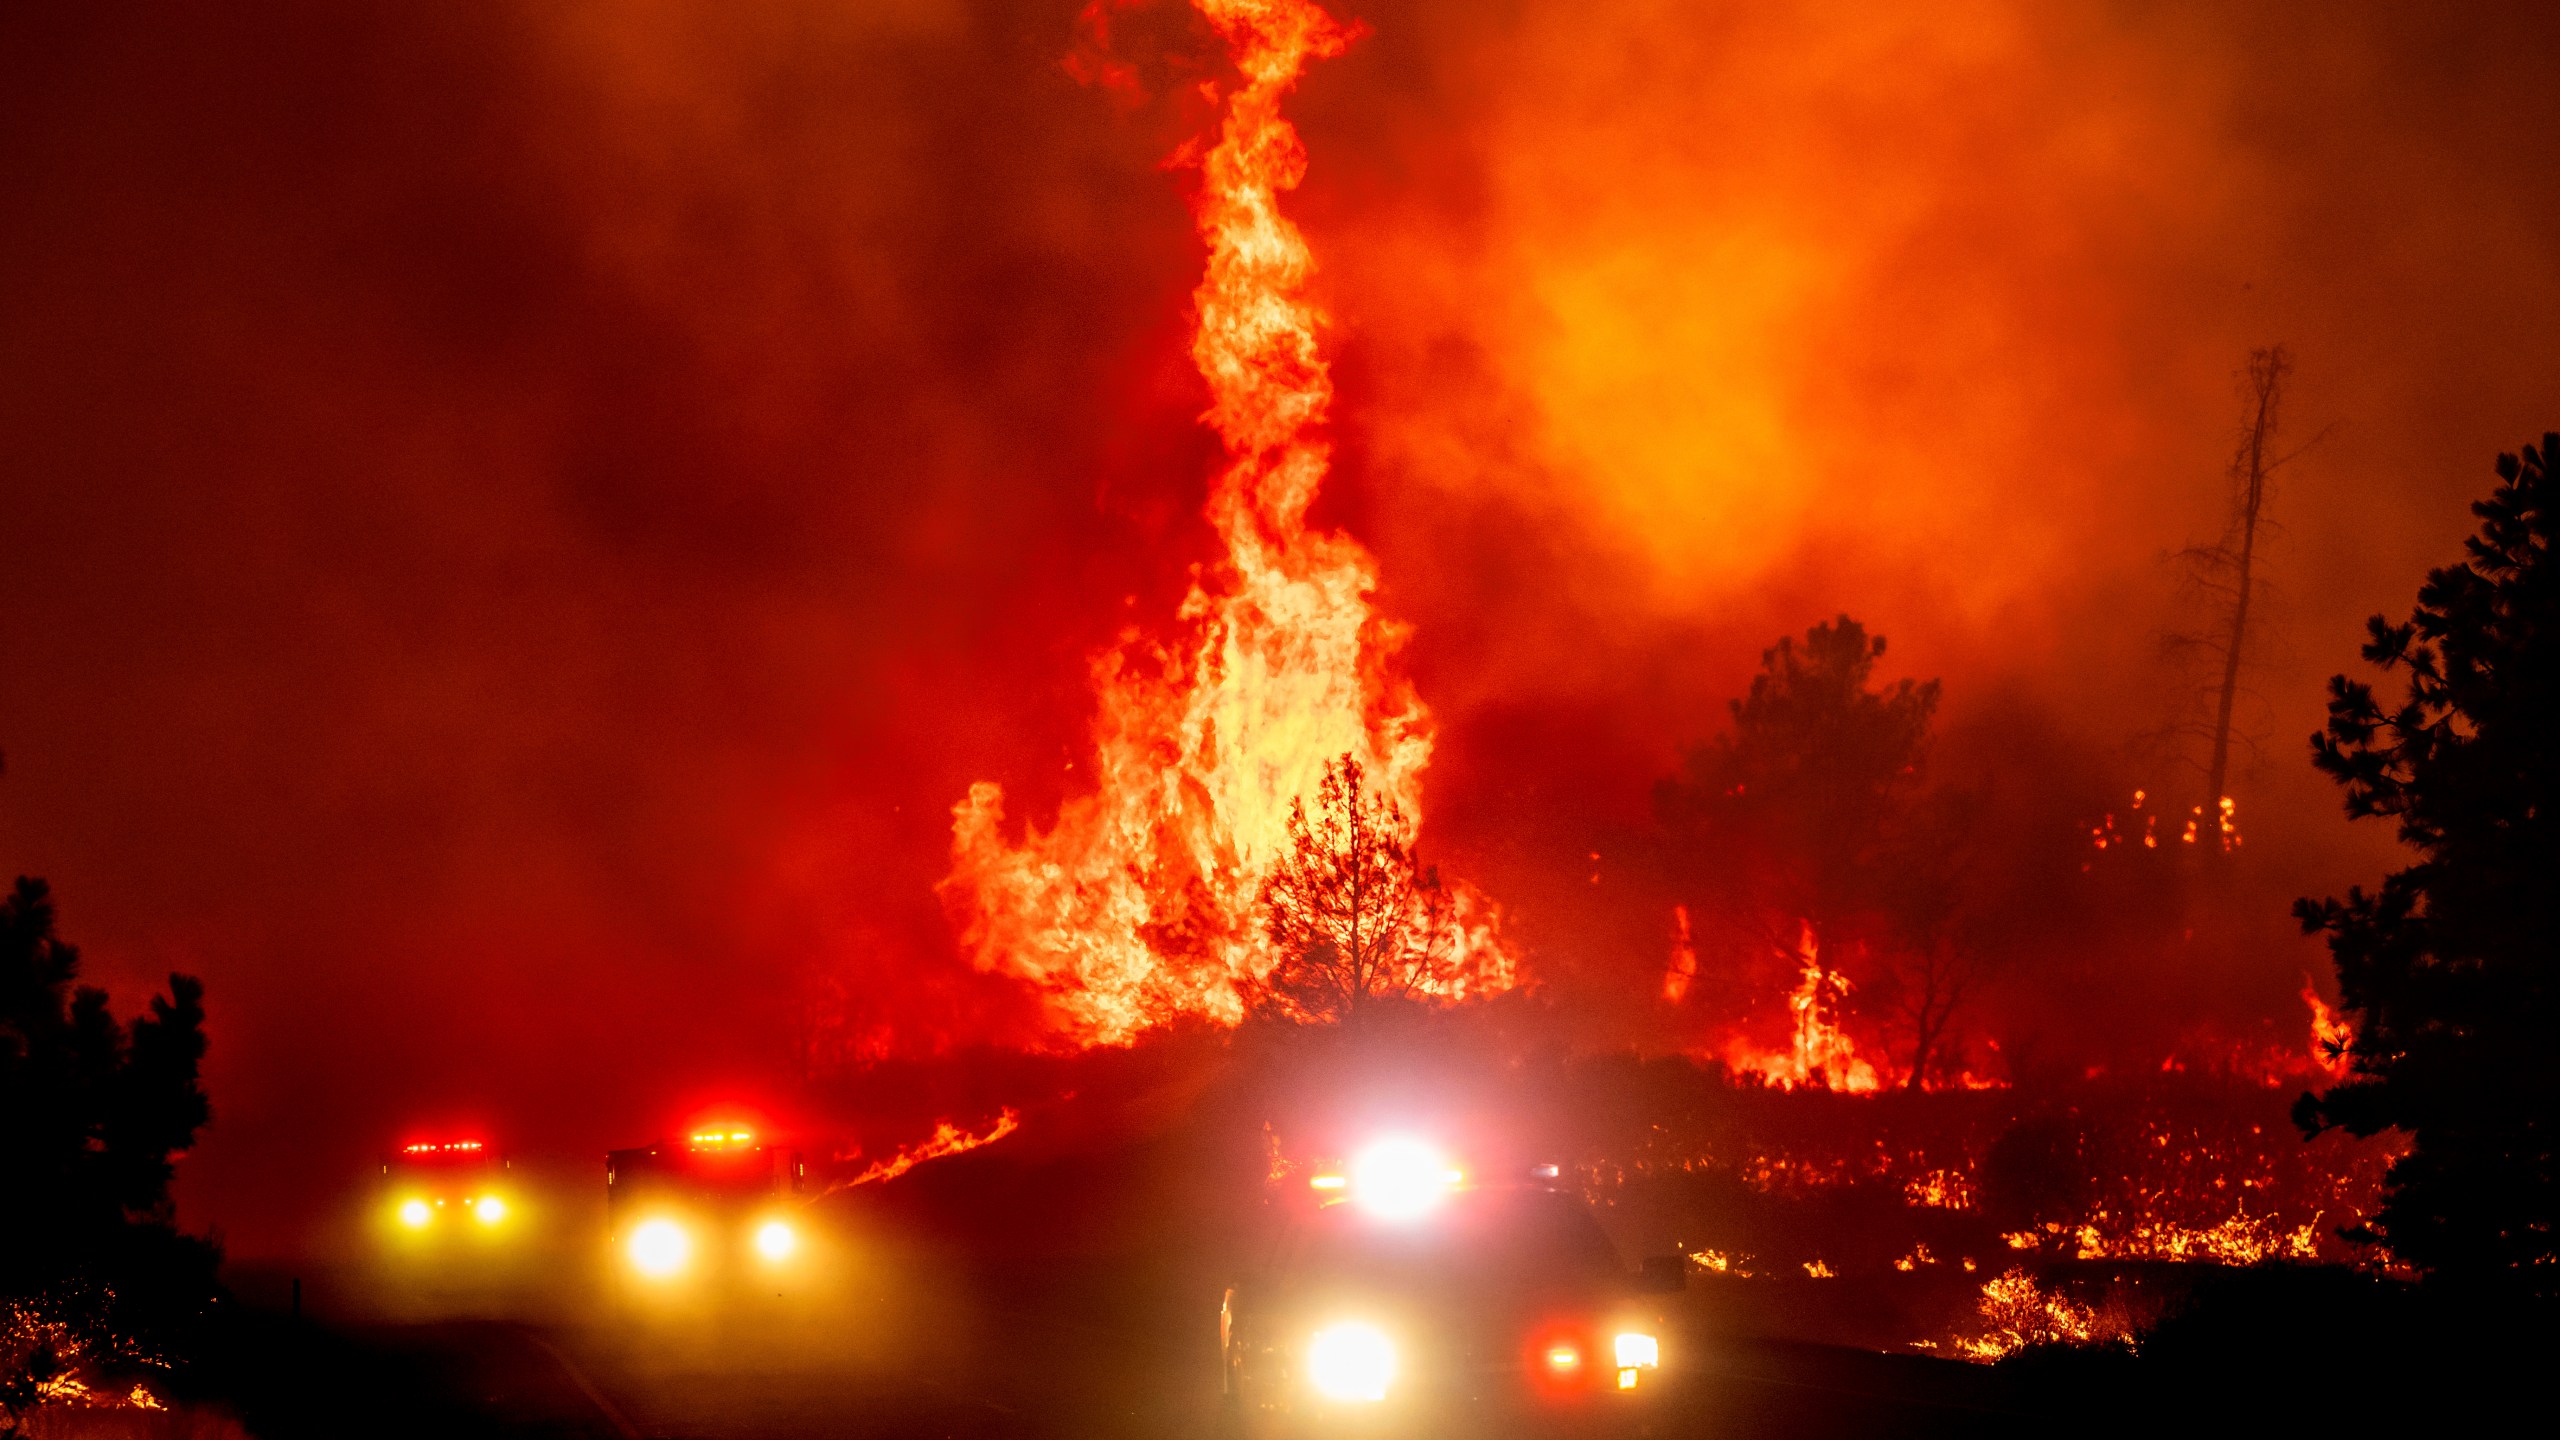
[1250, 755, 1503, 1027]
[1955, 1268, 2134, 1360]
[1, 1290, 170, 1418]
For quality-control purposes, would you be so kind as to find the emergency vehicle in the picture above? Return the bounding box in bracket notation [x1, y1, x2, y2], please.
[378, 1139, 515, 1243]
[1220, 1138, 1679, 1436]
[605, 1126, 813, 1291]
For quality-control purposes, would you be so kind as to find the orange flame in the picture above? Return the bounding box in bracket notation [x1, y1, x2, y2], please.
[1956, 1269, 2131, 1361]
[1662, 904, 1697, 1003]
[840, 1110, 1021, 1188]
[2303, 978, 2353, 1080]
[1719, 923, 1882, 1091]
[944, 0, 1513, 1043]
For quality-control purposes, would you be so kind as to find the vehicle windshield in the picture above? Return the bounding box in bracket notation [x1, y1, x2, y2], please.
[1292, 1187, 1624, 1291]
[615, 1146, 782, 1200]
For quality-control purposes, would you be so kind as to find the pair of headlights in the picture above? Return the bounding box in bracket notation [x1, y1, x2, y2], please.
[625, 1216, 799, 1277]
[395, 1194, 506, 1229]
[1304, 1323, 1661, 1403]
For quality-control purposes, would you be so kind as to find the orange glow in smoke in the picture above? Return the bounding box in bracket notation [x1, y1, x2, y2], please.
[945, 0, 1512, 1042]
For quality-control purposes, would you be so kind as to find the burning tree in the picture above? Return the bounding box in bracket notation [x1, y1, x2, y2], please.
[1251, 755, 1465, 1027]
[2295, 433, 2559, 1295]
[942, 0, 1513, 1043]
[1657, 616, 1975, 1088]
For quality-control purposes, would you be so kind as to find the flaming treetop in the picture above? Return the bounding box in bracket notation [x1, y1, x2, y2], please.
[944, 0, 1512, 1044]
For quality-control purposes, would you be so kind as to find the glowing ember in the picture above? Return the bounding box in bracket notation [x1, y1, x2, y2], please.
[839, 1110, 1021, 1188]
[2067, 1212, 2320, 1265]
[1685, 1249, 1751, 1276]
[1956, 1269, 2131, 1361]
[1903, 1168, 1977, 1209]
[944, 0, 1512, 1042]
[2089, 789, 2240, 855]
[2, 1296, 169, 1415]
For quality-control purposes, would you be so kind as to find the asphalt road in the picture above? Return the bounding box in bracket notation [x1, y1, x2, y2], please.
[221, 1277, 2045, 1440]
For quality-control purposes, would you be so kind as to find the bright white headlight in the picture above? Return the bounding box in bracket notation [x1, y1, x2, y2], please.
[628, 1218, 691, 1277]
[754, 1219, 798, 1261]
[1307, 1322, 1396, 1403]
[1613, 1331, 1659, 1368]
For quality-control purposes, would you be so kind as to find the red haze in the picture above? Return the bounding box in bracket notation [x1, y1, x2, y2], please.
[2, 1, 2556, 1255]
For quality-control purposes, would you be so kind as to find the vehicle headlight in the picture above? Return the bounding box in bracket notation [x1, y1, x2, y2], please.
[1613, 1331, 1659, 1369]
[1307, 1322, 1395, 1403]
[397, 1198, 433, 1229]
[628, 1218, 692, 1277]
[754, 1219, 798, 1262]
[474, 1195, 507, 1225]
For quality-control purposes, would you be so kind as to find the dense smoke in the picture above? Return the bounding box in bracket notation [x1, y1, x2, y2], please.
[1, 0, 2556, 1254]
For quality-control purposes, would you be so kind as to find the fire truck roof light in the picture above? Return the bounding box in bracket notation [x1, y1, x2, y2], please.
[1348, 1138, 1463, 1220]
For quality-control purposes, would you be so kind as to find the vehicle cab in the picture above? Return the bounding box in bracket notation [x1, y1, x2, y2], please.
[605, 1126, 812, 1293]
[1221, 1139, 1678, 1436]
[379, 1139, 514, 1244]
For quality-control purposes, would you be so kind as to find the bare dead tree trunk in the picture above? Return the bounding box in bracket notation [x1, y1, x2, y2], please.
[1901, 937, 1966, 1092]
[2205, 345, 2289, 806]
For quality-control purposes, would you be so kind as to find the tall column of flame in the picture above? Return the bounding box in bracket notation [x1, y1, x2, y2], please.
[943, 0, 1511, 1044]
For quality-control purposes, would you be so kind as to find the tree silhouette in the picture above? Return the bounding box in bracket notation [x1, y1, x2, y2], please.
[1656, 616, 1972, 1086]
[2156, 345, 2334, 826]
[2293, 434, 2558, 1294]
[2, 877, 218, 1417]
[1252, 755, 1461, 1026]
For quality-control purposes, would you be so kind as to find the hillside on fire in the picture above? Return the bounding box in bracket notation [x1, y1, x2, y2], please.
[4, 0, 2558, 1436]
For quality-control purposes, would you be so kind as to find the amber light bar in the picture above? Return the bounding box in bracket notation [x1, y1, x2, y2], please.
[401, 1141, 486, 1155]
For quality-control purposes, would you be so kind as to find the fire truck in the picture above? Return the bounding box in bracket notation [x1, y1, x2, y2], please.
[605, 1126, 814, 1293]
[378, 1139, 516, 1243]
[1219, 1138, 1680, 1437]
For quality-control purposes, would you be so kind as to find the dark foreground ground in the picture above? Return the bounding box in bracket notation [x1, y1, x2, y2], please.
[184, 1288, 2043, 1440]
[32, 1250, 2557, 1440]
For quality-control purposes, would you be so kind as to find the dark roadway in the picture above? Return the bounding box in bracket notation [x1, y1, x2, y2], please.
[218, 1267, 2043, 1440]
